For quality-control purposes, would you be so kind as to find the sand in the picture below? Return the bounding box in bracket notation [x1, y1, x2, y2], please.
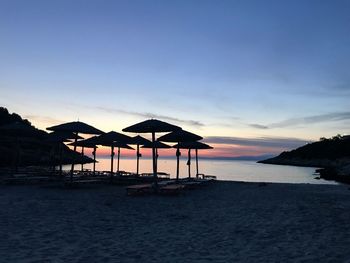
[1, 181, 350, 262]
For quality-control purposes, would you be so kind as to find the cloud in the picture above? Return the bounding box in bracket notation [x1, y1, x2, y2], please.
[249, 111, 350, 129]
[204, 136, 310, 149]
[24, 115, 64, 126]
[94, 106, 205, 127]
[249, 124, 269, 129]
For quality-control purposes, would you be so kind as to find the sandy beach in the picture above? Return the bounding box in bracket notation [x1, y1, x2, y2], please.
[1, 181, 350, 262]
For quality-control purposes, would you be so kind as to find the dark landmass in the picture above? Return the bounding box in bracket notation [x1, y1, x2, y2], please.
[258, 135, 350, 183]
[0, 107, 93, 168]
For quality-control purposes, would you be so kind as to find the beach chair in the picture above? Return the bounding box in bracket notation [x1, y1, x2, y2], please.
[197, 173, 217, 180]
[159, 184, 185, 195]
[140, 172, 170, 179]
[126, 184, 154, 196]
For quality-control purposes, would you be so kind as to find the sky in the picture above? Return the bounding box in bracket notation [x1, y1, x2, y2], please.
[0, 0, 349, 158]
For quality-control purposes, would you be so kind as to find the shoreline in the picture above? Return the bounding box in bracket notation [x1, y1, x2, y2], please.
[258, 158, 350, 185]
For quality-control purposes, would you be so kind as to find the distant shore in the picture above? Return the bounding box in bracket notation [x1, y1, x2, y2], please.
[258, 157, 350, 184]
[1, 181, 350, 262]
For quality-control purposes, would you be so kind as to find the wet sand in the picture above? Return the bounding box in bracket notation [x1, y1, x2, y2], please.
[1, 181, 350, 262]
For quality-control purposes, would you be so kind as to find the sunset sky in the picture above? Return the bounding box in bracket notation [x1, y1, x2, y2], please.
[1, 0, 349, 158]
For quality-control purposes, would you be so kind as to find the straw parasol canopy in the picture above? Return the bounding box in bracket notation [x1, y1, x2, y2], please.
[45, 131, 84, 176]
[131, 135, 150, 145]
[130, 135, 151, 176]
[0, 122, 46, 173]
[47, 121, 103, 135]
[141, 140, 171, 149]
[47, 121, 103, 183]
[101, 141, 133, 177]
[122, 119, 181, 187]
[68, 136, 100, 173]
[173, 141, 213, 178]
[123, 119, 181, 133]
[158, 130, 202, 180]
[94, 131, 133, 180]
[46, 131, 83, 143]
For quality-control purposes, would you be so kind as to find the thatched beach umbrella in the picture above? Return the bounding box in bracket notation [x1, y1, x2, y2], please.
[47, 121, 103, 183]
[0, 122, 44, 173]
[173, 141, 213, 179]
[122, 119, 181, 186]
[142, 140, 171, 149]
[46, 131, 83, 176]
[130, 135, 150, 176]
[158, 130, 202, 180]
[141, 141, 171, 174]
[94, 131, 133, 180]
[46, 131, 83, 142]
[68, 136, 100, 174]
[100, 142, 133, 177]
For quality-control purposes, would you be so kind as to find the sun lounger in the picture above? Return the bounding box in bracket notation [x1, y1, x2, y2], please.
[116, 170, 137, 177]
[197, 173, 217, 180]
[157, 180, 173, 186]
[159, 184, 185, 195]
[126, 184, 154, 196]
[180, 181, 202, 189]
[140, 172, 170, 179]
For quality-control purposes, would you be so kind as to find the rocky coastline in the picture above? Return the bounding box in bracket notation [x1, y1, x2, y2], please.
[259, 153, 350, 184]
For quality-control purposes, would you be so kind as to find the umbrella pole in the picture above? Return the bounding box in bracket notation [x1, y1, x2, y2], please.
[81, 146, 84, 172]
[70, 132, 78, 183]
[188, 149, 191, 179]
[196, 149, 199, 179]
[59, 143, 63, 177]
[110, 145, 114, 182]
[151, 132, 158, 188]
[136, 144, 140, 176]
[50, 145, 55, 174]
[156, 147, 158, 174]
[176, 143, 180, 181]
[93, 146, 96, 176]
[117, 147, 120, 174]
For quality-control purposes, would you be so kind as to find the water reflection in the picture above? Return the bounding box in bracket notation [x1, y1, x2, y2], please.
[62, 157, 336, 185]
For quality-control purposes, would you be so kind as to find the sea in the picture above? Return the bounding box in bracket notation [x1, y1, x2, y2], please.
[65, 157, 336, 185]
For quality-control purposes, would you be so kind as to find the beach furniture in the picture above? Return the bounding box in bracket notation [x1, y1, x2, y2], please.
[129, 135, 151, 176]
[92, 131, 134, 182]
[47, 121, 103, 184]
[141, 141, 171, 176]
[172, 141, 213, 179]
[46, 131, 83, 176]
[159, 184, 185, 195]
[180, 180, 202, 189]
[123, 119, 181, 189]
[158, 130, 202, 180]
[198, 174, 217, 180]
[140, 172, 170, 179]
[68, 136, 99, 175]
[0, 122, 45, 174]
[126, 184, 154, 196]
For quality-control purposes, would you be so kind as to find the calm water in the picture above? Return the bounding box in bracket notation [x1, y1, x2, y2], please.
[65, 157, 336, 185]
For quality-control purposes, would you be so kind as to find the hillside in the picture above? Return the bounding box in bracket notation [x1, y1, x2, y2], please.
[0, 107, 92, 167]
[258, 135, 350, 168]
[259, 135, 350, 183]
